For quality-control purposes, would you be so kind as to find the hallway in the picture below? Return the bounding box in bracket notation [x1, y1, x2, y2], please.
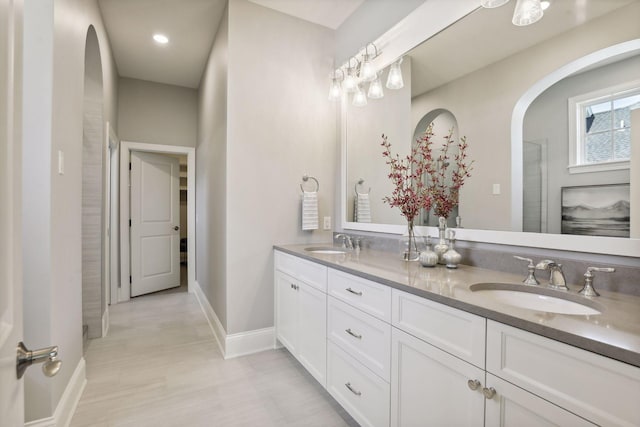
[70, 290, 356, 426]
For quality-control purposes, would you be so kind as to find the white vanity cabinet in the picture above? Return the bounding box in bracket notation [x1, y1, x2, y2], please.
[273, 250, 640, 427]
[326, 268, 392, 427]
[274, 251, 328, 387]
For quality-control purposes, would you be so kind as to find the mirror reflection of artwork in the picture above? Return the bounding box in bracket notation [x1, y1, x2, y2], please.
[561, 184, 630, 237]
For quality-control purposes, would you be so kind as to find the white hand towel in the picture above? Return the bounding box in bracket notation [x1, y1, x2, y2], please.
[356, 192, 371, 223]
[302, 191, 319, 230]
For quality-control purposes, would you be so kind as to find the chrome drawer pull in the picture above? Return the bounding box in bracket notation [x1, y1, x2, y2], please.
[345, 328, 362, 339]
[345, 382, 362, 396]
[482, 387, 496, 399]
[346, 287, 362, 296]
[467, 379, 481, 391]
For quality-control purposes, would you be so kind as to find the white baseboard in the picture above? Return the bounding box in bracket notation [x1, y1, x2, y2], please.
[25, 358, 87, 427]
[225, 327, 275, 359]
[102, 308, 109, 337]
[193, 280, 275, 359]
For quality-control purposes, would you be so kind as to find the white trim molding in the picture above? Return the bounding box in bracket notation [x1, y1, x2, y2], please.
[193, 281, 275, 360]
[26, 358, 87, 427]
[193, 280, 226, 356]
[102, 307, 109, 338]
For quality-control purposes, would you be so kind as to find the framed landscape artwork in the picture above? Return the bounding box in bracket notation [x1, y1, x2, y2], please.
[561, 183, 630, 238]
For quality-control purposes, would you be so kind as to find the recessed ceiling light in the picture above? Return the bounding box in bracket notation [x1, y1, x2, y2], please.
[541, 1, 551, 10]
[153, 34, 169, 44]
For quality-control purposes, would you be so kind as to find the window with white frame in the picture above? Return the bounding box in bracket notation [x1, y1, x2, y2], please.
[568, 81, 640, 174]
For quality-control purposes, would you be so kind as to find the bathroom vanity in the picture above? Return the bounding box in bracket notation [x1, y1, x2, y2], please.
[274, 246, 640, 427]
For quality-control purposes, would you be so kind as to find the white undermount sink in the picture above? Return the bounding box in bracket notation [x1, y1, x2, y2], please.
[470, 283, 603, 316]
[304, 246, 348, 255]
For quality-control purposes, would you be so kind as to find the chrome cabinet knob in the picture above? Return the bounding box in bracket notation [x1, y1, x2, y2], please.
[482, 386, 497, 399]
[467, 379, 481, 391]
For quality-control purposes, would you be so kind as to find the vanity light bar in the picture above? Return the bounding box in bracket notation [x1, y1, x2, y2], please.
[328, 43, 406, 106]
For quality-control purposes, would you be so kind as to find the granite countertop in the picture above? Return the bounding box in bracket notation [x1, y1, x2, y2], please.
[274, 244, 640, 368]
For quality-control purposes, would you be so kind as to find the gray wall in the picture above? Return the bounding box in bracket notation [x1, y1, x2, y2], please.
[118, 77, 198, 147]
[22, 0, 119, 421]
[197, 6, 228, 330]
[197, 0, 336, 335]
[524, 55, 638, 234]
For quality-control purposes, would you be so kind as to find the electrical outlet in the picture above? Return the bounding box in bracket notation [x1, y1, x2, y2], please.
[323, 216, 331, 230]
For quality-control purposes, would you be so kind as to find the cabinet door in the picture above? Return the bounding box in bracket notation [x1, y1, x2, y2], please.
[391, 328, 485, 427]
[275, 272, 298, 355]
[298, 282, 327, 387]
[485, 374, 596, 427]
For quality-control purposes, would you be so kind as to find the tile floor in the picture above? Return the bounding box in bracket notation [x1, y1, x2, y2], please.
[70, 286, 357, 426]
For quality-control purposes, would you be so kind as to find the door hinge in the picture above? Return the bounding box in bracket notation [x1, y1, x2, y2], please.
[129, 219, 131, 227]
[129, 276, 132, 284]
[129, 162, 132, 170]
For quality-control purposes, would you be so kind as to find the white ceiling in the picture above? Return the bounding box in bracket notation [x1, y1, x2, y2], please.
[98, 0, 365, 89]
[98, 0, 227, 88]
[409, 0, 637, 97]
[247, 0, 364, 30]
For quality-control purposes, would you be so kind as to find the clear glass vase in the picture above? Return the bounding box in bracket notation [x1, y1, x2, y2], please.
[402, 220, 420, 261]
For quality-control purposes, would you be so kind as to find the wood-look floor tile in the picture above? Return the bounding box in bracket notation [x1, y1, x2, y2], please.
[70, 289, 358, 427]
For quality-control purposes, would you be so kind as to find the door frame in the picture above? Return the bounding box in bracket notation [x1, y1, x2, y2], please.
[119, 141, 195, 303]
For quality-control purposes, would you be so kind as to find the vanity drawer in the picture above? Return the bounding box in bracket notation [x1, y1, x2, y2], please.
[327, 341, 390, 427]
[487, 320, 640, 427]
[274, 251, 327, 292]
[328, 296, 391, 382]
[391, 289, 486, 368]
[328, 268, 391, 322]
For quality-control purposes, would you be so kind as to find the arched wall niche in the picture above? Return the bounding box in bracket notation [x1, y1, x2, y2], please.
[82, 25, 105, 340]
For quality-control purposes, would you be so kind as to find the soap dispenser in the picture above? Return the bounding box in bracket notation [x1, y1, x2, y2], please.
[434, 216, 449, 264]
[443, 229, 462, 269]
[419, 236, 438, 268]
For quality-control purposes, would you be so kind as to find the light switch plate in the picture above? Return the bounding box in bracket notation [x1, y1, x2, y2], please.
[58, 150, 64, 175]
[492, 183, 501, 195]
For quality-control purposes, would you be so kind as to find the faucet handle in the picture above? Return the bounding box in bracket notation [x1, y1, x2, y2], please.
[513, 256, 540, 286]
[579, 266, 615, 297]
[352, 237, 362, 250]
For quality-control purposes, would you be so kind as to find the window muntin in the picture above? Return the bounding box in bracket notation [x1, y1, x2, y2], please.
[580, 92, 638, 165]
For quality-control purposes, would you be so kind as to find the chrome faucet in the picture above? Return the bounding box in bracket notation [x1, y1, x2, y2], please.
[335, 233, 353, 250]
[535, 260, 569, 291]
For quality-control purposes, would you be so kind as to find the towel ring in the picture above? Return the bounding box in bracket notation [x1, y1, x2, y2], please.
[300, 175, 319, 193]
[355, 178, 370, 195]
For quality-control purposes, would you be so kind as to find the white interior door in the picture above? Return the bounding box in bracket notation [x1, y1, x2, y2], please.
[130, 151, 180, 297]
[0, 0, 24, 423]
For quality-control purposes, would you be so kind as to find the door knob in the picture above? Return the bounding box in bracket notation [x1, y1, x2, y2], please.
[174, 226, 179, 231]
[16, 342, 63, 379]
